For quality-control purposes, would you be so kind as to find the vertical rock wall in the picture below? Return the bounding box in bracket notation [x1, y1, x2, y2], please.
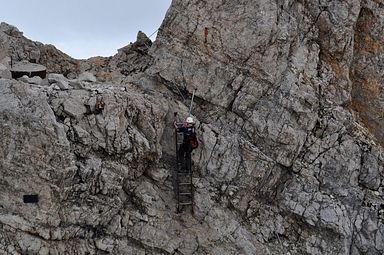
[149, 0, 384, 254]
[0, 0, 384, 254]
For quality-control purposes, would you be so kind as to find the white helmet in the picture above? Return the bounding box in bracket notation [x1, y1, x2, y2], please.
[186, 116, 194, 124]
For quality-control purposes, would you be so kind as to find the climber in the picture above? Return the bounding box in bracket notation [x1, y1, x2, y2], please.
[175, 116, 199, 168]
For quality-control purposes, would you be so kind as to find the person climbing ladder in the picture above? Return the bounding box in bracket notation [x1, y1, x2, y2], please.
[173, 88, 198, 213]
[174, 116, 198, 172]
[173, 114, 198, 213]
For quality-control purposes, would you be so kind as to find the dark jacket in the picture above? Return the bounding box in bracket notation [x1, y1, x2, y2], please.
[178, 126, 196, 142]
[177, 125, 198, 151]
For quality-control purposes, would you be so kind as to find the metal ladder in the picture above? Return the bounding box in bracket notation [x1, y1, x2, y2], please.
[175, 124, 194, 213]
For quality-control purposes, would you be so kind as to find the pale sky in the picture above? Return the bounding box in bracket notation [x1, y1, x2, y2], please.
[1, 0, 172, 59]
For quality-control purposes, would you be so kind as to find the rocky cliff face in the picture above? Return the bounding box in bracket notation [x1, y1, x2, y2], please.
[0, 0, 383, 254]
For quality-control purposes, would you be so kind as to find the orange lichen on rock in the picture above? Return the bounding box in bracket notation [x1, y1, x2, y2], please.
[321, 52, 347, 80]
[350, 6, 384, 145]
[354, 7, 382, 55]
[355, 34, 382, 55]
[90, 57, 106, 67]
[350, 65, 384, 144]
[96, 71, 113, 82]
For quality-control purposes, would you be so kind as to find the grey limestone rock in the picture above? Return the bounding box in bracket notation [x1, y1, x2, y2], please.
[18, 75, 43, 85]
[78, 71, 97, 82]
[0, 63, 11, 79]
[1, 0, 384, 254]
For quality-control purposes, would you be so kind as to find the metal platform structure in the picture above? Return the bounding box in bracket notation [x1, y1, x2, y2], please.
[10, 60, 46, 79]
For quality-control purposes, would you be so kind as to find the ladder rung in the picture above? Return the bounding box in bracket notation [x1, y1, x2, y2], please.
[179, 202, 192, 206]
[179, 182, 192, 185]
[179, 192, 192, 195]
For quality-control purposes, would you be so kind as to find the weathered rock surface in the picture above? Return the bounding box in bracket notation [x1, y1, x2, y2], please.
[0, 22, 79, 76]
[1, 0, 384, 254]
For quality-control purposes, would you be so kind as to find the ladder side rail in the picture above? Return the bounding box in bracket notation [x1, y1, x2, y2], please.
[175, 125, 181, 213]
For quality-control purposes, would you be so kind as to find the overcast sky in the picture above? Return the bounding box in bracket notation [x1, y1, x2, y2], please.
[1, 0, 172, 59]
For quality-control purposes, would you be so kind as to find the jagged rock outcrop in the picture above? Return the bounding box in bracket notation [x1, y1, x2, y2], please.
[0, 23, 79, 77]
[1, 0, 384, 254]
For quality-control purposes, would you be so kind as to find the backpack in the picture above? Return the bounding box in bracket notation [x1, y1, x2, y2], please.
[191, 137, 199, 149]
